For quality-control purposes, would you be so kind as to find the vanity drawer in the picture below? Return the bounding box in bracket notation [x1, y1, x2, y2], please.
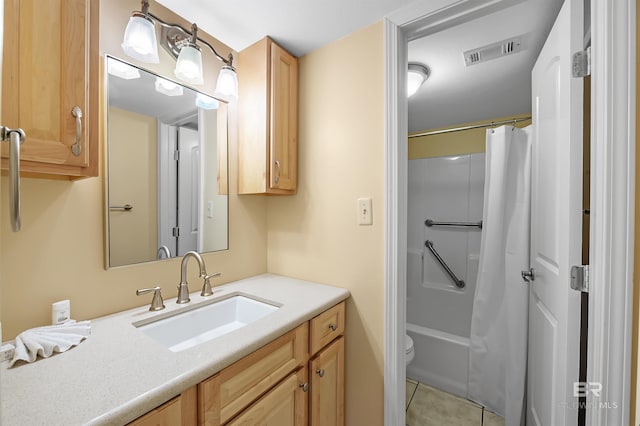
[199, 323, 308, 425]
[310, 302, 345, 355]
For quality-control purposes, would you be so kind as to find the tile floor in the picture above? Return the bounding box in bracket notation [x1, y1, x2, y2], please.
[406, 378, 505, 426]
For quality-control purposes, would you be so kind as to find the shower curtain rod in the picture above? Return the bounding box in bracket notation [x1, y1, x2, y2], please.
[408, 116, 532, 138]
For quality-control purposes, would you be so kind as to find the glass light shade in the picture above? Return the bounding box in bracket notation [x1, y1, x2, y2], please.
[121, 16, 160, 64]
[407, 69, 426, 97]
[155, 77, 184, 97]
[196, 93, 219, 110]
[215, 66, 238, 98]
[107, 60, 140, 80]
[175, 45, 204, 85]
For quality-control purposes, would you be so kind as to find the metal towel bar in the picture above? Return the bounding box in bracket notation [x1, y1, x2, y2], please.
[425, 219, 482, 229]
[1, 126, 25, 232]
[425, 240, 465, 289]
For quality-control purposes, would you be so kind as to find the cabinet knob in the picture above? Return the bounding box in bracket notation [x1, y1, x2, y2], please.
[316, 369, 325, 378]
[328, 323, 337, 331]
[299, 382, 309, 392]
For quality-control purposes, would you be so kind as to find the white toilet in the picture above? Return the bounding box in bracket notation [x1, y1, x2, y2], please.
[405, 334, 415, 365]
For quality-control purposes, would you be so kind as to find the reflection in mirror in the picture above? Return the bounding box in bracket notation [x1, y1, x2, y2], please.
[106, 56, 228, 268]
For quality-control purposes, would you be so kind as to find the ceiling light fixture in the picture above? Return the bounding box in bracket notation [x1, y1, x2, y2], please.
[407, 63, 430, 97]
[121, 0, 238, 97]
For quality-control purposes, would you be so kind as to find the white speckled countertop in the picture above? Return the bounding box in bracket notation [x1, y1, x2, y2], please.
[0, 274, 349, 426]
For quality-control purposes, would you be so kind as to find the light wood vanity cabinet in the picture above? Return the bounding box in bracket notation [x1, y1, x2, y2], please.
[1, 0, 99, 178]
[238, 37, 298, 195]
[130, 302, 345, 425]
[128, 387, 197, 426]
[309, 303, 345, 426]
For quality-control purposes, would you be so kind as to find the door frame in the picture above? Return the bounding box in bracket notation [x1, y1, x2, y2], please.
[382, 1, 636, 425]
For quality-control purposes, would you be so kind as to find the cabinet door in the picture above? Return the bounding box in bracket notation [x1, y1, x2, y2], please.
[2, 0, 98, 177]
[128, 387, 197, 426]
[227, 368, 308, 426]
[310, 337, 344, 426]
[269, 41, 298, 191]
[199, 323, 308, 425]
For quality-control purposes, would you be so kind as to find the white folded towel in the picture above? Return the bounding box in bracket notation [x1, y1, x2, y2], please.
[9, 320, 91, 367]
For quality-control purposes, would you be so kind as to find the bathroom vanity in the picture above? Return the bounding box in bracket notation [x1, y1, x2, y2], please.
[0, 274, 348, 425]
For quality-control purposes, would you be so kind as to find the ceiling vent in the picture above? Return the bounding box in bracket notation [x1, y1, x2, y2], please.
[463, 36, 524, 66]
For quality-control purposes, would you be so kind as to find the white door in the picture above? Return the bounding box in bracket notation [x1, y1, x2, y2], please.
[177, 127, 200, 256]
[527, 0, 583, 425]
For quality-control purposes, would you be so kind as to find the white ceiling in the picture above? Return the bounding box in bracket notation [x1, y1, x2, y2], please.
[408, 0, 562, 132]
[155, 0, 416, 57]
[153, 0, 562, 133]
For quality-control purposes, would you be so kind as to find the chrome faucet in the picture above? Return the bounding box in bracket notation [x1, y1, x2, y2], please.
[176, 251, 221, 303]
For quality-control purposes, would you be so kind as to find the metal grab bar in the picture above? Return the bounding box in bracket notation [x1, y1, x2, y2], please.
[109, 204, 134, 211]
[425, 219, 482, 229]
[424, 240, 465, 289]
[1, 126, 25, 232]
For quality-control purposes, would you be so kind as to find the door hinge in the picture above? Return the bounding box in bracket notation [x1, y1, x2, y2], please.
[174, 150, 180, 161]
[572, 46, 591, 78]
[570, 265, 589, 293]
[172, 227, 180, 237]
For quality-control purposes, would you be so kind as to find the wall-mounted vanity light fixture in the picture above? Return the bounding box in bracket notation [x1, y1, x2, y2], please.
[121, 0, 238, 97]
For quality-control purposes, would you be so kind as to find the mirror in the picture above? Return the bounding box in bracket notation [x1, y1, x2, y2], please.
[105, 56, 228, 268]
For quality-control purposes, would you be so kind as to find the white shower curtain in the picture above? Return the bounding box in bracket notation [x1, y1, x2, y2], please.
[467, 125, 531, 426]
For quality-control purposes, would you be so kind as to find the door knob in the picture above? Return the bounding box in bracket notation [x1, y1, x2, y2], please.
[521, 268, 535, 283]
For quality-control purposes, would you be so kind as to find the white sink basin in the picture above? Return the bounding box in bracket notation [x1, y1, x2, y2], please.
[133, 294, 279, 352]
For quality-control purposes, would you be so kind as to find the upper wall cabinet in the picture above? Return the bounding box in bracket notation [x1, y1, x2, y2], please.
[238, 37, 298, 194]
[1, 0, 99, 178]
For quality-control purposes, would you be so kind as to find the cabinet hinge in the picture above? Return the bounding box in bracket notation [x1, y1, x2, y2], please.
[172, 227, 180, 237]
[174, 150, 180, 161]
[572, 46, 591, 78]
[570, 265, 589, 293]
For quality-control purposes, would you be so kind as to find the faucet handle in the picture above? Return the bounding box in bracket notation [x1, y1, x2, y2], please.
[201, 272, 221, 297]
[136, 286, 165, 311]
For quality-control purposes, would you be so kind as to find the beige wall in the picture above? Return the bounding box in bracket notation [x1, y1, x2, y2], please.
[267, 22, 385, 425]
[2, 3, 387, 422]
[0, 0, 267, 340]
[108, 107, 158, 266]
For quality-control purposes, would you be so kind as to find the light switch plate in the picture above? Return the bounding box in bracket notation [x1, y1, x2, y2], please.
[357, 197, 373, 225]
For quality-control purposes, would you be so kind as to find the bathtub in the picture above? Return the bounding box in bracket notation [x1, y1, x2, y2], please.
[406, 322, 469, 399]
